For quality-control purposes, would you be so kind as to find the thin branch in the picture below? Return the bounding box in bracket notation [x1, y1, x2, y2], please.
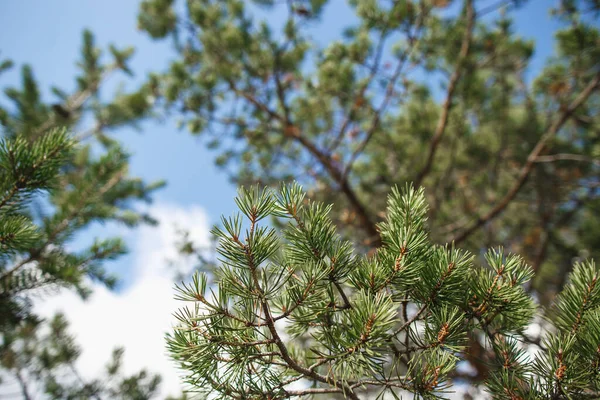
[32, 65, 118, 139]
[240, 225, 361, 400]
[452, 71, 600, 244]
[328, 26, 391, 153]
[393, 304, 428, 336]
[69, 363, 103, 400]
[341, 7, 427, 180]
[414, 0, 475, 188]
[285, 387, 344, 396]
[333, 280, 352, 310]
[229, 80, 380, 244]
[477, 0, 515, 18]
[14, 369, 33, 400]
[534, 153, 600, 166]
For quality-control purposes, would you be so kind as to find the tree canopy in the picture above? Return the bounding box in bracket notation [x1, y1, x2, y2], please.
[137, 0, 600, 296]
[132, 0, 600, 396]
[1, 0, 599, 398]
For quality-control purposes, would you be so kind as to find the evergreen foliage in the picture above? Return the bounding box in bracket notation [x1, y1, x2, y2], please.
[135, 0, 600, 392]
[1, 0, 599, 398]
[137, 0, 600, 300]
[169, 184, 600, 399]
[0, 30, 167, 398]
[0, 128, 74, 327]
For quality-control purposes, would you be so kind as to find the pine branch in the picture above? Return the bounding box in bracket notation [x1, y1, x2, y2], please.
[242, 216, 361, 400]
[534, 153, 600, 166]
[452, 70, 600, 244]
[341, 7, 427, 181]
[15, 369, 33, 400]
[0, 168, 124, 282]
[414, 0, 475, 188]
[229, 79, 380, 244]
[170, 184, 599, 398]
[30, 64, 118, 140]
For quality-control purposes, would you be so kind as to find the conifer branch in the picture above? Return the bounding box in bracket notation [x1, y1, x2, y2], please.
[169, 184, 600, 398]
[0, 168, 124, 282]
[341, 7, 427, 181]
[414, 0, 475, 188]
[229, 80, 380, 245]
[534, 153, 600, 166]
[31, 65, 118, 139]
[452, 70, 600, 244]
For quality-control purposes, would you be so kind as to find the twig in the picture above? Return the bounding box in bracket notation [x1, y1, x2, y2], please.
[341, 6, 427, 180]
[534, 153, 600, 166]
[32, 65, 118, 139]
[240, 222, 361, 400]
[229, 80, 380, 244]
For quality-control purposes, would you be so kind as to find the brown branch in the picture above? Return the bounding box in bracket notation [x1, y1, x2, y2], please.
[452, 71, 600, 244]
[534, 153, 600, 166]
[284, 376, 412, 397]
[333, 280, 352, 310]
[284, 387, 345, 396]
[329, 27, 391, 153]
[230, 81, 380, 245]
[239, 223, 360, 400]
[393, 304, 427, 336]
[294, 131, 380, 243]
[341, 7, 427, 180]
[414, 0, 475, 188]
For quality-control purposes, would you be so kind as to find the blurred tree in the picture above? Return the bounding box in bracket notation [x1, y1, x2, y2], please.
[135, 0, 600, 394]
[0, 31, 167, 398]
[1, 313, 161, 400]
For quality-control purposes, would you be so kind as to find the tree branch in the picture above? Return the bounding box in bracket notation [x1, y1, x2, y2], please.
[229, 81, 380, 245]
[452, 71, 600, 244]
[342, 6, 428, 181]
[240, 221, 361, 400]
[414, 0, 475, 188]
[534, 153, 600, 166]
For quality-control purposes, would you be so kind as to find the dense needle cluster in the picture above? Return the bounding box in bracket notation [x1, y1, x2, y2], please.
[169, 184, 600, 399]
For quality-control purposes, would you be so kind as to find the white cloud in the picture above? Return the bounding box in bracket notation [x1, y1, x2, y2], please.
[35, 203, 211, 398]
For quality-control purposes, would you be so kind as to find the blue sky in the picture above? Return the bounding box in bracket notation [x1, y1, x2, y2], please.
[0, 0, 572, 397]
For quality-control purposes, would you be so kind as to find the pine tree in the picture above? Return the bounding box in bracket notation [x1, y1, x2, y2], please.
[0, 31, 166, 398]
[169, 183, 600, 399]
[134, 0, 600, 388]
[136, 0, 600, 293]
